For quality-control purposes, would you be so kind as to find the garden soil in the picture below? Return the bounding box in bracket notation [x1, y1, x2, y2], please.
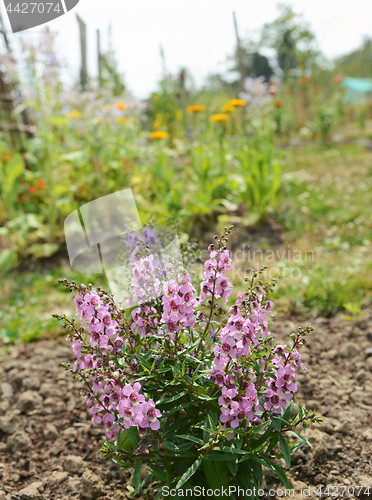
[0, 310, 372, 500]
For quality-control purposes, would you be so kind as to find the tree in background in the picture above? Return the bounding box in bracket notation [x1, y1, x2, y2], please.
[228, 38, 274, 87]
[100, 25, 125, 96]
[260, 4, 318, 80]
[334, 37, 372, 79]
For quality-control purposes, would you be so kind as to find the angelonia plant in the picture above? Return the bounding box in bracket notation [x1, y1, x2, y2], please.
[55, 226, 320, 499]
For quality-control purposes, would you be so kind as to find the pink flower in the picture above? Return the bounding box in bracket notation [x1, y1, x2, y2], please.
[263, 389, 286, 414]
[90, 406, 102, 426]
[139, 399, 162, 430]
[199, 247, 233, 304]
[161, 272, 197, 336]
[103, 413, 116, 439]
[218, 387, 237, 408]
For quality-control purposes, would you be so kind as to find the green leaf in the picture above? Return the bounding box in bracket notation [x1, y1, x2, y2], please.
[28, 243, 59, 258]
[227, 459, 238, 476]
[159, 391, 187, 405]
[247, 457, 263, 485]
[203, 459, 230, 491]
[297, 402, 304, 420]
[172, 362, 182, 376]
[287, 431, 311, 448]
[203, 452, 248, 461]
[150, 464, 167, 481]
[133, 459, 143, 494]
[249, 423, 274, 453]
[0, 249, 18, 274]
[126, 427, 139, 448]
[117, 428, 133, 452]
[163, 402, 191, 416]
[153, 490, 164, 500]
[265, 434, 279, 454]
[161, 416, 190, 437]
[272, 417, 282, 431]
[220, 446, 251, 455]
[259, 453, 290, 489]
[176, 435, 204, 444]
[112, 459, 133, 470]
[163, 441, 194, 452]
[175, 457, 202, 489]
[282, 400, 294, 422]
[135, 352, 152, 370]
[279, 437, 291, 468]
[109, 417, 123, 431]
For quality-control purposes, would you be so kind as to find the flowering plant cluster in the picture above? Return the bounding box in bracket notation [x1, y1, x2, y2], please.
[56, 227, 319, 497]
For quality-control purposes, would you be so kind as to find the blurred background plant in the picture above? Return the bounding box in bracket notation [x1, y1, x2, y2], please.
[1, 3, 372, 342]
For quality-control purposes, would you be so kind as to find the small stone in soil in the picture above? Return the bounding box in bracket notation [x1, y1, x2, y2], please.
[66, 399, 76, 411]
[46, 470, 69, 487]
[66, 477, 81, 493]
[62, 454, 87, 474]
[362, 428, 372, 441]
[320, 349, 338, 360]
[18, 480, 44, 499]
[314, 473, 327, 484]
[43, 423, 59, 440]
[0, 400, 10, 415]
[7, 430, 32, 452]
[0, 382, 14, 399]
[22, 376, 41, 391]
[306, 399, 319, 410]
[366, 357, 372, 371]
[17, 390, 43, 412]
[80, 469, 105, 500]
[63, 426, 78, 438]
[334, 421, 351, 434]
[339, 342, 359, 358]
[0, 411, 23, 434]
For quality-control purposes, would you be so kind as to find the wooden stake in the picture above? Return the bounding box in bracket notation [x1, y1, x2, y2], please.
[233, 11, 245, 93]
[97, 29, 103, 88]
[0, 9, 33, 149]
[77, 14, 88, 90]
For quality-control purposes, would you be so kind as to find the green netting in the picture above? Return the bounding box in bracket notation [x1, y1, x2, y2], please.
[341, 77, 372, 103]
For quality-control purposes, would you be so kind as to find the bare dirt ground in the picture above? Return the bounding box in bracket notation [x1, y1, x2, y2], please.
[0, 310, 372, 500]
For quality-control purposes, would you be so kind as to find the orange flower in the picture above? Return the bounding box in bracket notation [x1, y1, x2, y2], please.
[149, 130, 169, 139]
[227, 98, 247, 107]
[286, 88, 294, 96]
[313, 86, 321, 94]
[186, 105, 206, 114]
[115, 117, 129, 124]
[115, 102, 126, 111]
[66, 110, 82, 119]
[29, 186, 36, 194]
[2, 152, 12, 162]
[302, 76, 312, 85]
[37, 179, 46, 190]
[274, 100, 282, 108]
[333, 74, 343, 84]
[221, 103, 235, 112]
[210, 113, 229, 123]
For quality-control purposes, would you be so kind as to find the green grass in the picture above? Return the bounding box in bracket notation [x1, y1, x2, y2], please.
[0, 260, 109, 343]
[271, 143, 372, 316]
